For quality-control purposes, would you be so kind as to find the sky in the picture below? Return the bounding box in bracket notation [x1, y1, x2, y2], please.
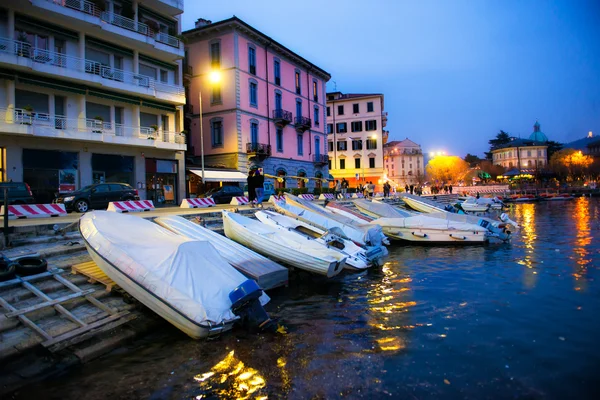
[182, 0, 600, 158]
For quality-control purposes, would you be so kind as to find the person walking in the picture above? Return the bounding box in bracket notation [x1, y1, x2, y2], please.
[334, 180, 341, 199]
[247, 170, 256, 207]
[410, 184, 414, 195]
[368, 181, 375, 198]
[449, 184, 453, 194]
[341, 178, 349, 198]
[254, 169, 265, 208]
[383, 182, 390, 197]
[405, 184, 409, 193]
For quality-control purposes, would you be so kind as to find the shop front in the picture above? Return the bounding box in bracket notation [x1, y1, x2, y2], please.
[188, 169, 248, 196]
[92, 154, 134, 185]
[145, 158, 179, 206]
[23, 149, 78, 203]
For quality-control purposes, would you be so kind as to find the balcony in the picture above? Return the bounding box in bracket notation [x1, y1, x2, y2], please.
[294, 116, 312, 132]
[272, 109, 292, 126]
[0, 108, 186, 151]
[0, 38, 185, 103]
[313, 154, 329, 165]
[246, 142, 271, 158]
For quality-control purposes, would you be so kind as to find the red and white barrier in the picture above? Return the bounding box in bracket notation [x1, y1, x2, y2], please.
[180, 198, 216, 208]
[230, 196, 250, 205]
[299, 194, 315, 201]
[319, 193, 335, 200]
[337, 193, 352, 199]
[352, 193, 365, 198]
[269, 195, 286, 204]
[1, 204, 67, 219]
[107, 200, 154, 213]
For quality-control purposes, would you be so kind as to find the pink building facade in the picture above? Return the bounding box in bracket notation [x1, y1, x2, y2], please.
[184, 17, 331, 190]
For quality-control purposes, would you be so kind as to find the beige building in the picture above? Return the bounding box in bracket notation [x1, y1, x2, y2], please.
[383, 138, 424, 187]
[492, 121, 548, 171]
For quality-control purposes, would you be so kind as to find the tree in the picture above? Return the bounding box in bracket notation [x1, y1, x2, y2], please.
[549, 148, 593, 182]
[426, 156, 470, 183]
[479, 160, 505, 180]
[545, 140, 563, 160]
[464, 153, 482, 167]
[485, 131, 512, 160]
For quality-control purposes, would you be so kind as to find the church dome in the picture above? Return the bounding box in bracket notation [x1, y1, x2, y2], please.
[529, 120, 548, 142]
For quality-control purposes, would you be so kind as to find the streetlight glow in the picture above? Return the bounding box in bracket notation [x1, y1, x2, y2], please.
[371, 134, 377, 139]
[209, 70, 222, 84]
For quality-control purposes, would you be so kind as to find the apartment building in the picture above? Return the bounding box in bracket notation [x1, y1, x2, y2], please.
[383, 138, 424, 187]
[326, 92, 387, 190]
[492, 121, 548, 171]
[183, 17, 331, 193]
[0, 0, 186, 205]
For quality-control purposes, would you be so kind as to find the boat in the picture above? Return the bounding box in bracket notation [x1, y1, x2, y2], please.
[79, 211, 273, 339]
[254, 210, 372, 270]
[539, 193, 575, 201]
[325, 201, 375, 223]
[154, 216, 289, 290]
[457, 196, 491, 213]
[353, 200, 488, 243]
[222, 210, 347, 278]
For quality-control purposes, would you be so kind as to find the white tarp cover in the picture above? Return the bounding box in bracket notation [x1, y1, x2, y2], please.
[189, 169, 247, 182]
[355, 199, 413, 218]
[371, 216, 488, 232]
[80, 211, 267, 326]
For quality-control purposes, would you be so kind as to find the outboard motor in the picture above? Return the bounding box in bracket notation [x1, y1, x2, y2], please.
[499, 213, 519, 229]
[229, 280, 275, 333]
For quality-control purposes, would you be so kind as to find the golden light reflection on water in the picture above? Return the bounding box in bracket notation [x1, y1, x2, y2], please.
[193, 350, 267, 399]
[572, 197, 592, 291]
[513, 204, 538, 288]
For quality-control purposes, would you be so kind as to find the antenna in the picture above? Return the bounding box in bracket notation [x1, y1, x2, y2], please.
[333, 81, 337, 91]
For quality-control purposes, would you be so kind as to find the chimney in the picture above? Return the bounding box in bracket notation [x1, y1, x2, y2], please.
[195, 18, 212, 28]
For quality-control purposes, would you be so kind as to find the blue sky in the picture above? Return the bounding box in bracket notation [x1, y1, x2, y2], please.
[182, 0, 600, 157]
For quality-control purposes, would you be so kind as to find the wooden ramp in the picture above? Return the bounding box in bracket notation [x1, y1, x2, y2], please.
[71, 261, 117, 292]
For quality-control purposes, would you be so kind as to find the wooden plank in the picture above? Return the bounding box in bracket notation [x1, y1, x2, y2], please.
[21, 281, 88, 327]
[84, 295, 117, 315]
[4, 288, 96, 318]
[68, 262, 116, 292]
[42, 311, 132, 348]
[46, 313, 138, 352]
[0, 296, 52, 340]
[0, 270, 65, 289]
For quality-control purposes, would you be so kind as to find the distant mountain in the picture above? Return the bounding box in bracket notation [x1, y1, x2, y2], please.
[565, 134, 596, 151]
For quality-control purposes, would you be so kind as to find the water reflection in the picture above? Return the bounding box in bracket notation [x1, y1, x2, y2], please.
[572, 197, 592, 291]
[514, 203, 538, 288]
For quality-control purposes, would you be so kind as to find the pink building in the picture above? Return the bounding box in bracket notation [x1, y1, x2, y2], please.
[183, 17, 331, 191]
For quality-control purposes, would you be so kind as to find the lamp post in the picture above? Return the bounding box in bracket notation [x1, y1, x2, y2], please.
[198, 70, 222, 193]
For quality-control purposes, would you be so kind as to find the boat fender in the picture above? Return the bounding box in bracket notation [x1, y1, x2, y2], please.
[229, 280, 275, 333]
[412, 232, 427, 238]
[449, 234, 466, 240]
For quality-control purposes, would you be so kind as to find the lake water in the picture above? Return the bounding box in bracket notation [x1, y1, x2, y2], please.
[14, 198, 600, 399]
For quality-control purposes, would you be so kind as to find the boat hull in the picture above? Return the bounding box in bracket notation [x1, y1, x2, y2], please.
[374, 225, 486, 243]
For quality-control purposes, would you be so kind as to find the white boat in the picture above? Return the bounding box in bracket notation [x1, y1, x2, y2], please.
[458, 196, 491, 213]
[79, 211, 271, 339]
[222, 210, 346, 278]
[325, 201, 375, 223]
[353, 200, 488, 244]
[154, 216, 289, 290]
[254, 210, 371, 270]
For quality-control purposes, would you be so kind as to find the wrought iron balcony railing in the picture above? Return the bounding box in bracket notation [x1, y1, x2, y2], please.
[272, 109, 292, 125]
[294, 116, 311, 132]
[246, 142, 271, 156]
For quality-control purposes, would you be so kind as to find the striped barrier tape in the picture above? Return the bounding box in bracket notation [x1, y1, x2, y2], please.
[230, 196, 250, 205]
[107, 200, 154, 213]
[269, 195, 286, 203]
[352, 193, 365, 198]
[319, 193, 335, 200]
[180, 198, 216, 208]
[299, 194, 315, 201]
[1, 204, 67, 219]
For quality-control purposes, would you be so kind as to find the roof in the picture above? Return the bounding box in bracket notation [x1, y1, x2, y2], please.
[326, 92, 383, 102]
[492, 138, 548, 151]
[183, 17, 330, 81]
[528, 120, 548, 142]
[384, 138, 421, 148]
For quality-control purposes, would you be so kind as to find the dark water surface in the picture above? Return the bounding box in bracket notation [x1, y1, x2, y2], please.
[15, 198, 600, 399]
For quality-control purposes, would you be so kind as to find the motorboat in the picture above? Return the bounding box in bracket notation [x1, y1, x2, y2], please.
[457, 196, 491, 213]
[325, 201, 375, 223]
[154, 216, 288, 290]
[222, 210, 346, 278]
[79, 211, 273, 339]
[538, 193, 575, 201]
[353, 200, 488, 244]
[254, 210, 372, 270]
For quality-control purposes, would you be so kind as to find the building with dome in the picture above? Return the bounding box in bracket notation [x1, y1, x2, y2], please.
[491, 121, 549, 171]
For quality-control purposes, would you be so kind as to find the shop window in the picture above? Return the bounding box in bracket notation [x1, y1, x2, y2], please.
[23, 149, 78, 203]
[92, 154, 134, 185]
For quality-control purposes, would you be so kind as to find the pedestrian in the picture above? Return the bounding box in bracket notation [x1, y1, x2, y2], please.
[334, 180, 341, 199]
[247, 170, 256, 207]
[410, 184, 414, 195]
[254, 169, 265, 208]
[384, 182, 390, 197]
[405, 184, 409, 193]
[368, 181, 375, 198]
[449, 184, 453, 194]
[341, 178, 349, 198]
[358, 183, 364, 195]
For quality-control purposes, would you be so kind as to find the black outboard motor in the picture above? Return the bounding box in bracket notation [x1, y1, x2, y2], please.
[229, 279, 275, 333]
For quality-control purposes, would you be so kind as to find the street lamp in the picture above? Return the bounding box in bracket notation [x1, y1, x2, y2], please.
[199, 70, 222, 191]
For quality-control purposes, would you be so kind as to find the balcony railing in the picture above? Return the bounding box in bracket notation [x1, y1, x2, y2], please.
[294, 116, 311, 132]
[62, 0, 102, 17]
[246, 142, 271, 157]
[0, 37, 185, 97]
[272, 109, 292, 126]
[313, 154, 329, 165]
[2, 108, 186, 145]
[184, 65, 193, 75]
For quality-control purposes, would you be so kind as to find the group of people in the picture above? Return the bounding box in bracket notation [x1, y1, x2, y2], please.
[404, 184, 424, 196]
[357, 181, 376, 198]
[247, 169, 265, 208]
[429, 184, 453, 195]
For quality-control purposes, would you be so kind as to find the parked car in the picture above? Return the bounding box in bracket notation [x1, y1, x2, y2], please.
[54, 183, 139, 213]
[243, 182, 275, 200]
[203, 185, 243, 204]
[0, 182, 35, 205]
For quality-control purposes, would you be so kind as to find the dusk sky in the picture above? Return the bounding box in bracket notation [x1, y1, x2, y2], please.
[182, 0, 600, 158]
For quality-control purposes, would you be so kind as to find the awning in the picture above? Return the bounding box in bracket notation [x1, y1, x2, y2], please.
[189, 169, 247, 183]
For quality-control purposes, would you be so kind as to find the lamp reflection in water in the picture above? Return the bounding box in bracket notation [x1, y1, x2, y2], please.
[514, 203, 538, 288]
[193, 350, 268, 399]
[572, 197, 592, 291]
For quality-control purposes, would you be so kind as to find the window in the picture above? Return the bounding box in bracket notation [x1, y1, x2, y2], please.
[367, 102, 374, 112]
[251, 121, 258, 144]
[328, 95, 334, 101]
[249, 80, 258, 107]
[313, 80, 318, 102]
[369, 157, 375, 168]
[326, 106, 330, 117]
[275, 91, 282, 110]
[366, 138, 377, 149]
[276, 127, 283, 152]
[527, 150, 532, 157]
[355, 158, 361, 169]
[337, 140, 347, 151]
[248, 46, 256, 75]
[296, 100, 302, 118]
[351, 121, 363, 132]
[353, 103, 359, 114]
[160, 69, 168, 83]
[212, 85, 222, 104]
[365, 120, 377, 131]
[327, 123, 333, 134]
[537, 150, 542, 157]
[211, 118, 223, 147]
[297, 134, 304, 155]
[352, 139, 362, 150]
[315, 136, 321, 156]
[210, 41, 220, 68]
[274, 59, 281, 85]
[336, 122, 347, 133]
[295, 71, 301, 94]
[338, 105, 344, 115]
[328, 159, 332, 169]
[314, 106, 320, 126]
[340, 159, 346, 169]
[328, 141, 334, 152]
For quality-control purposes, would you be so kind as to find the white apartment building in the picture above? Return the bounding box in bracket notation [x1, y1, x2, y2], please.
[326, 92, 387, 190]
[0, 0, 186, 204]
[383, 138, 424, 187]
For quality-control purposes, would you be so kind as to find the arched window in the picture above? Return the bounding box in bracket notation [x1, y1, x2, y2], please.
[275, 168, 286, 190]
[297, 170, 307, 189]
